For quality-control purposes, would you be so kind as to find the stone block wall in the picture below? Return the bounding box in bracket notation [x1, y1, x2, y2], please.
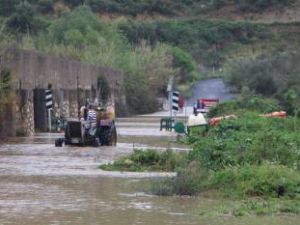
[15, 90, 34, 136]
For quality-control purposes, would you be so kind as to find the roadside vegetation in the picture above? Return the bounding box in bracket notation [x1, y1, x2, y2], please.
[100, 149, 184, 172]
[224, 52, 300, 116]
[101, 95, 300, 215]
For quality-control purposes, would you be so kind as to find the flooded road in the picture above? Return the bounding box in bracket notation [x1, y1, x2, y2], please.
[0, 119, 197, 225]
[2, 135, 299, 225]
[1, 129, 299, 225]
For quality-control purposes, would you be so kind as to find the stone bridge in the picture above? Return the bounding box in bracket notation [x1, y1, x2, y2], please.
[0, 48, 125, 137]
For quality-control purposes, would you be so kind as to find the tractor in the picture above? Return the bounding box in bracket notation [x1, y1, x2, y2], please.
[55, 105, 117, 147]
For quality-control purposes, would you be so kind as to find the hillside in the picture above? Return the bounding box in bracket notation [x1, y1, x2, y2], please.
[1, 0, 300, 22]
[0, 0, 299, 114]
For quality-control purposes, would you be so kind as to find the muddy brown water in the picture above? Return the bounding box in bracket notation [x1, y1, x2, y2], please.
[0, 133, 195, 225]
[1, 134, 300, 225]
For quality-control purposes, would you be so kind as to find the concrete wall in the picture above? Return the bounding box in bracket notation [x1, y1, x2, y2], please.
[2, 48, 121, 90]
[0, 48, 126, 136]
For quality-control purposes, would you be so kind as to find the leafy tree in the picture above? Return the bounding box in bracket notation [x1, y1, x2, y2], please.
[5, 1, 49, 34]
[49, 6, 102, 45]
[123, 42, 174, 113]
[171, 47, 197, 83]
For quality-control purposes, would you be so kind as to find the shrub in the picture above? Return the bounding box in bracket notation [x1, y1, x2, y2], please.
[208, 95, 281, 117]
[49, 6, 103, 45]
[100, 149, 184, 172]
[226, 51, 300, 112]
[5, 1, 48, 34]
[212, 164, 300, 198]
[171, 47, 198, 84]
[119, 19, 272, 67]
[151, 162, 211, 196]
[189, 114, 300, 171]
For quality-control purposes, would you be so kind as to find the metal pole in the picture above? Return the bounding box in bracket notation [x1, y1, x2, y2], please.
[48, 108, 52, 132]
[167, 76, 174, 119]
[169, 91, 172, 119]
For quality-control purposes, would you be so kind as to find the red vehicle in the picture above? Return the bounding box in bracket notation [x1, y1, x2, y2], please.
[196, 98, 219, 114]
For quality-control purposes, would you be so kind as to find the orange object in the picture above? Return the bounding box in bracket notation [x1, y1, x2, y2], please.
[209, 115, 237, 127]
[260, 111, 286, 118]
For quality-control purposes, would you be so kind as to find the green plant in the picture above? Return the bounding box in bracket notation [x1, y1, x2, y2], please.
[100, 149, 185, 172]
[212, 164, 300, 198]
[150, 162, 210, 196]
[208, 95, 281, 117]
[225, 51, 300, 112]
[5, 1, 49, 34]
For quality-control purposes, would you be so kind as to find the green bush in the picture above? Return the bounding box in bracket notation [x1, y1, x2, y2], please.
[49, 6, 103, 45]
[5, 1, 49, 34]
[212, 164, 300, 198]
[226, 52, 300, 114]
[100, 149, 184, 172]
[151, 162, 210, 196]
[171, 47, 198, 84]
[188, 113, 300, 171]
[119, 19, 271, 67]
[208, 95, 281, 117]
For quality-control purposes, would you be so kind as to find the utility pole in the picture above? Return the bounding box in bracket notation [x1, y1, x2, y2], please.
[167, 76, 174, 118]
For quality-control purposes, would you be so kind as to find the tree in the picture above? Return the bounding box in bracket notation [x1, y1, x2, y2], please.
[5, 1, 47, 34]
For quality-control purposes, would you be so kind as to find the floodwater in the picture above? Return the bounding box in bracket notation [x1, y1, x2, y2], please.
[0, 112, 193, 225]
[2, 135, 299, 225]
[0, 129, 195, 225]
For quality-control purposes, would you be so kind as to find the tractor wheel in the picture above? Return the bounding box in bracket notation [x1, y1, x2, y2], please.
[55, 138, 63, 147]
